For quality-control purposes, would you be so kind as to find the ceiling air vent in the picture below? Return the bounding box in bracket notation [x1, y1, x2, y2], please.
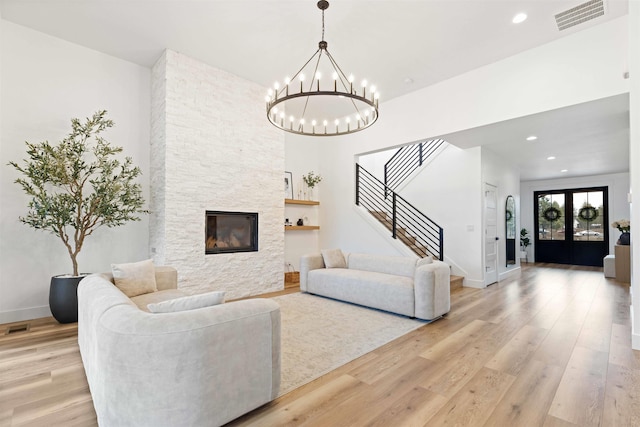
[555, 0, 605, 31]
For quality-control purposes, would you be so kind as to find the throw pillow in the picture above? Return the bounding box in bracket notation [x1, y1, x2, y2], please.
[321, 248, 347, 268]
[111, 259, 158, 297]
[417, 257, 433, 267]
[147, 291, 226, 313]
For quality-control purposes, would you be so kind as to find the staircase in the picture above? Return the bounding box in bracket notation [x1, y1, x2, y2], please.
[368, 210, 432, 257]
[358, 140, 465, 290]
[356, 164, 443, 260]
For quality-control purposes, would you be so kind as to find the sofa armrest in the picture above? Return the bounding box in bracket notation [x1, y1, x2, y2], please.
[414, 260, 451, 320]
[300, 253, 325, 292]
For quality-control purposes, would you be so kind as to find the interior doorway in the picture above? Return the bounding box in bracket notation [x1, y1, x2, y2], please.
[534, 187, 608, 266]
[484, 183, 498, 286]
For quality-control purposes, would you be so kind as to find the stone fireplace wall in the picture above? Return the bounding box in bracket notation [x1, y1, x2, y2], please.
[150, 49, 285, 298]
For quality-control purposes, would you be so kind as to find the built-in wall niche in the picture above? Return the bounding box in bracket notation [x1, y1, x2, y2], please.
[205, 211, 258, 254]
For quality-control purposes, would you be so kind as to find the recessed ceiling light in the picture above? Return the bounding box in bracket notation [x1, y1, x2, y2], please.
[513, 13, 527, 24]
[547, 156, 556, 160]
[561, 169, 568, 173]
[526, 135, 537, 141]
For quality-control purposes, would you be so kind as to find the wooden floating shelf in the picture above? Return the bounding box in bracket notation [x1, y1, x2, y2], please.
[285, 226, 320, 231]
[285, 199, 320, 206]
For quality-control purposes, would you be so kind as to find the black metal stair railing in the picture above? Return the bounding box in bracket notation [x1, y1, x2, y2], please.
[384, 139, 445, 191]
[356, 163, 443, 260]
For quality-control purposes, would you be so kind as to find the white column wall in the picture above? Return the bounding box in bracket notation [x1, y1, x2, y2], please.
[628, 0, 640, 349]
[0, 21, 151, 323]
[150, 50, 285, 299]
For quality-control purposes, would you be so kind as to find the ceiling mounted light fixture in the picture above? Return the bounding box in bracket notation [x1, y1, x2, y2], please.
[512, 12, 528, 24]
[265, 0, 379, 136]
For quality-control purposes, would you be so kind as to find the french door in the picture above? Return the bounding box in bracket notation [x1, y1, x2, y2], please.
[534, 187, 608, 267]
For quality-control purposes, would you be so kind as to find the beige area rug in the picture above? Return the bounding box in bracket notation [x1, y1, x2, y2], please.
[273, 293, 429, 396]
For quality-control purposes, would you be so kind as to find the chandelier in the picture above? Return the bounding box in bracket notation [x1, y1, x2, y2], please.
[265, 0, 379, 136]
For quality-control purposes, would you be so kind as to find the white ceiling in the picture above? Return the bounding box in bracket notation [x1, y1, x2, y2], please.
[0, 0, 631, 181]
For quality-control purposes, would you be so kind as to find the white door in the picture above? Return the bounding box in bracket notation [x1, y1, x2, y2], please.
[484, 183, 498, 286]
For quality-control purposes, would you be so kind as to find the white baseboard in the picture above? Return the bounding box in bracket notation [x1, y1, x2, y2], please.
[499, 267, 521, 282]
[0, 305, 51, 325]
[463, 278, 485, 289]
[631, 306, 640, 350]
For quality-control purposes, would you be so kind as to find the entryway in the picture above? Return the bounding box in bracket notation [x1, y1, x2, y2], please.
[534, 187, 608, 267]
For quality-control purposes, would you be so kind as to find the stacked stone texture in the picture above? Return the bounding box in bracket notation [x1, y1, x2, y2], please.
[150, 50, 285, 298]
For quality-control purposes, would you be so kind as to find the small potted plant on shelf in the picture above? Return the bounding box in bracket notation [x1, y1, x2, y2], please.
[612, 219, 630, 245]
[302, 171, 322, 201]
[8, 110, 148, 323]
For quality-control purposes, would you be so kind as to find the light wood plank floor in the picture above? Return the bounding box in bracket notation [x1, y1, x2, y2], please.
[1, 264, 639, 426]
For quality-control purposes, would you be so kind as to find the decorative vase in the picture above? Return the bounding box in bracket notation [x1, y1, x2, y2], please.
[308, 187, 315, 201]
[618, 232, 631, 246]
[49, 275, 85, 323]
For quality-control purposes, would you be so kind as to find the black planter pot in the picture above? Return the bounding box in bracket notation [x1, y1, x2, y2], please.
[49, 275, 85, 324]
[618, 232, 631, 246]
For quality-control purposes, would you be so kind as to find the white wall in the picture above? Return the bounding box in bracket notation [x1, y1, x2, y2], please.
[520, 172, 630, 262]
[399, 145, 483, 284]
[628, 0, 640, 350]
[284, 16, 628, 287]
[150, 50, 285, 299]
[0, 21, 151, 323]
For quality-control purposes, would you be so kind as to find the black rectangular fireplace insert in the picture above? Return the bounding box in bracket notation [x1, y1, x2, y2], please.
[205, 211, 258, 254]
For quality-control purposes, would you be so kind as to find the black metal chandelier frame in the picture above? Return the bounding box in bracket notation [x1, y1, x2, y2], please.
[265, 0, 379, 136]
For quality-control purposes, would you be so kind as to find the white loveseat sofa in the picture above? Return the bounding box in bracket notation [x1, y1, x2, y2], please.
[78, 265, 280, 427]
[300, 250, 450, 320]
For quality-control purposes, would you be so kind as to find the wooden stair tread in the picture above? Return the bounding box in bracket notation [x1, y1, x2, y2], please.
[368, 210, 433, 259]
[450, 275, 464, 291]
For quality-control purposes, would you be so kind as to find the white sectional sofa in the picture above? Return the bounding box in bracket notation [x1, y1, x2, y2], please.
[300, 250, 450, 320]
[78, 265, 280, 427]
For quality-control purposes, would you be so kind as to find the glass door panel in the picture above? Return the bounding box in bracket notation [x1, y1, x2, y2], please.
[572, 191, 604, 241]
[537, 193, 565, 241]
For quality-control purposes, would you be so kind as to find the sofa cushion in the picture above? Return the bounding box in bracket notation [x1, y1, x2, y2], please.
[130, 289, 187, 312]
[111, 259, 158, 297]
[147, 291, 226, 313]
[307, 268, 415, 317]
[347, 253, 417, 278]
[321, 248, 347, 268]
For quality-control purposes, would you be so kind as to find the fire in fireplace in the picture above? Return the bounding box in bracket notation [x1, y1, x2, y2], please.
[205, 211, 258, 254]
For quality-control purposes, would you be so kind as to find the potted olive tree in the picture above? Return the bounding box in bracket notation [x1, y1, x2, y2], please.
[8, 110, 148, 323]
